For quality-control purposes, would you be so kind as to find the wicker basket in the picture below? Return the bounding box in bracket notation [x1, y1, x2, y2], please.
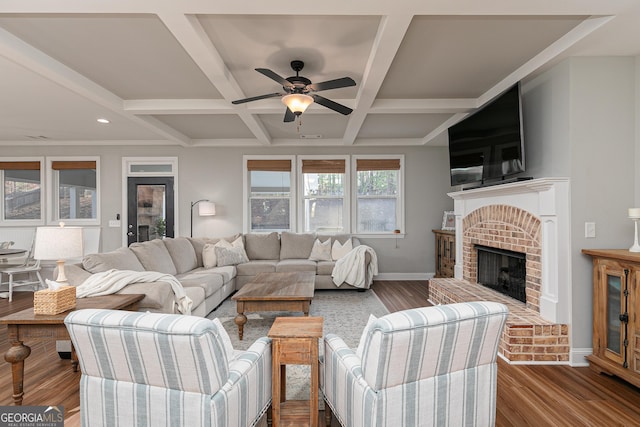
[33, 285, 77, 315]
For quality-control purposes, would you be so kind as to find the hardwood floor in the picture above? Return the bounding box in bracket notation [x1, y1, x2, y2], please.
[2, 283, 639, 426]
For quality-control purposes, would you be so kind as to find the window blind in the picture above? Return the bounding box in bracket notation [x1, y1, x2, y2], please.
[356, 159, 401, 171]
[0, 161, 40, 170]
[52, 161, 97, 170]
[246, 159, 291, 171]
[301, 159, 345, 173]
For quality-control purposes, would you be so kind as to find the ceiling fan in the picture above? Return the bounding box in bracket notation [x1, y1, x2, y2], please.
[232, 60, 356, 122]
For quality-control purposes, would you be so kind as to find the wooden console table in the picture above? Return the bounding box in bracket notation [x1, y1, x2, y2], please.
[268, 316, 323, 427]
[0, 293, 144, 405]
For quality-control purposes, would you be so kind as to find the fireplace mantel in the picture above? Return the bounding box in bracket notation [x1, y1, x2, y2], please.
[448, 177, 571, 324]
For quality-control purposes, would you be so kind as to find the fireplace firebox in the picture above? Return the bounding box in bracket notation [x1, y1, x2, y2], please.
[476, 245, 526, 303]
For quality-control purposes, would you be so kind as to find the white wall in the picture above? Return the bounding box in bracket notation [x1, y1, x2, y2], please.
[0, 144, 453, 277]
[522, 56, 637, 361]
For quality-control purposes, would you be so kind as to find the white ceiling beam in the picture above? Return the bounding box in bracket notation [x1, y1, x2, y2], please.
[157, 11, 272, 145]
[0, 26, 191, 146]
[342, 14, 413, 145]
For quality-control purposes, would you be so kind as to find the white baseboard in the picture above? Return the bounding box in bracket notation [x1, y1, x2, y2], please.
[374, 272, 433, 281]
[570, 348, 592, 367]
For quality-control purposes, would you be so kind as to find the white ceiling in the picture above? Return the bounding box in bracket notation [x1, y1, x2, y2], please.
[0, 1, 639, 148]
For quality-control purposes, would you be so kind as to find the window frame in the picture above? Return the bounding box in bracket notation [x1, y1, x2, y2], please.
[243, 155, 296, 233]
[0, 157, 45, 226]
[297, 155, 350, 234]
[352, 154, 405, 237]
[47, 156, 100, 226]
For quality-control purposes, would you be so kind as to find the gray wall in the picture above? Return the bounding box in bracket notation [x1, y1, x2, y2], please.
[523, 56, 637, 354]
[0, 144, 453, 276]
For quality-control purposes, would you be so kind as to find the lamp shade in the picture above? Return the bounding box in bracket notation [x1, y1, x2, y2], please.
[281, 93, 314, 115]
[33, 224, 84, 260]
[198, 201, 216, 216]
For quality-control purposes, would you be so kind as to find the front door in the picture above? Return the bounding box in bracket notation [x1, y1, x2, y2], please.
[127, 177, 175, 246]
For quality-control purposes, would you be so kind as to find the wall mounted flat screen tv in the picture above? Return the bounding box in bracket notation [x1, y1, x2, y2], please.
[448, 83, 525, 186]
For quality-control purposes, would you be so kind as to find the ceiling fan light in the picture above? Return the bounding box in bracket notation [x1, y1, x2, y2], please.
[282, 93, 314, 115]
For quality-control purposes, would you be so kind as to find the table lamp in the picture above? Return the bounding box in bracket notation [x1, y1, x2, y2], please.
[190, 199, 216, 237]
[34, 222, 84, 282]
[629, 208, 640, 252]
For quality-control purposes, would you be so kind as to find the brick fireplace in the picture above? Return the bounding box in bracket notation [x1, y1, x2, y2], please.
[429, 178, 572, 363]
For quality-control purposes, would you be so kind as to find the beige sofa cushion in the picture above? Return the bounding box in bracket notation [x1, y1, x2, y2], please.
[236, 260, 277, 276]
[275, 259, 317, 273]
[316, 260, 336, 276]
[129, 239, 177, 275]
[188, 234, 241, 267]
[177, 272, 224, 298]
[163, 237, 198, 274]
[82, 247, 145, 274]
[245, 232, 280, 260]
[280, 232, 315, 259]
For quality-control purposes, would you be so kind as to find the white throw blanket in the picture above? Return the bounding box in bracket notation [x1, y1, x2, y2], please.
[75, 269, 193, 315]
[332, 245, 378, 289]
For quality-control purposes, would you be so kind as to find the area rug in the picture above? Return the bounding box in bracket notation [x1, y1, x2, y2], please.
[207, 289, 389, 402]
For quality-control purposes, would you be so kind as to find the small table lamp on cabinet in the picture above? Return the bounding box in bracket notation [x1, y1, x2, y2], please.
[34, 222, 84, 282]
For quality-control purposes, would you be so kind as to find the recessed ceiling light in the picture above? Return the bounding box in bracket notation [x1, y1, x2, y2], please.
[97, 118, 110, 124]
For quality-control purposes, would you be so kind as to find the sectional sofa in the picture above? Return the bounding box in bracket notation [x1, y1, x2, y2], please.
[62, 232, 373, 317]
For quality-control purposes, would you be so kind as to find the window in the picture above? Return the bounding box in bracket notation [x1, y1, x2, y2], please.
[355, 157, 403, 233]
[0, 160, 43, 223]
[49, 158, 99, 223]
[300, 157, 348, 233]
[243, 155, 403, 236]
[246, 158, 294, 232]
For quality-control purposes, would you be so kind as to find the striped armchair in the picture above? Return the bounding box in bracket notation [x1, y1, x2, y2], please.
[321, 301, 508, 427]
[65, 309, 271, 427]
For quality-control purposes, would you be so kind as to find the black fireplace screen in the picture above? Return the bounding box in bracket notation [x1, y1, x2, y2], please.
[476, 245, 526, 303]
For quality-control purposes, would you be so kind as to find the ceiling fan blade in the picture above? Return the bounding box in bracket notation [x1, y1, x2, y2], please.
[312, 94, 353, 115]
[232, 92, 284, 104]
[255, 68, 294, 89]
[284, 108, 295, 122]
[307, 77, 356, 92]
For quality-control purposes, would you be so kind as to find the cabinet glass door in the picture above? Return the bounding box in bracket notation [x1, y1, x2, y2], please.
[606, 274, 622, 355]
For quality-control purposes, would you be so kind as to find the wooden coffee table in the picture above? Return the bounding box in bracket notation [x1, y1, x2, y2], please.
[0, 293, 144, 405]
[231, 271, 315, 340]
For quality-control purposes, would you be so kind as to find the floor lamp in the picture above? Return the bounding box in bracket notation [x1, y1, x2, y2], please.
[191, 200, 216, 237]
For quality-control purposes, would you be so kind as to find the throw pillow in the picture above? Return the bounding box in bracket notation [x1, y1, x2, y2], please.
[356, 314, 378, 359]
[202, 239, 232, 269]
[331, 238, 353, 261]
[212, 318, 234, 362]
[309, 238, 332, 261]
[215, 245, 249, 266]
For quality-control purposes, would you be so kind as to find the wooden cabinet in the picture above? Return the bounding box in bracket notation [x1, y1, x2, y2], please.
[582, 249, 640, 388]
[433, 229, 455, 278]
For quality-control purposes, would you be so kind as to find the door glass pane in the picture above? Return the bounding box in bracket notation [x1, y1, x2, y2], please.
[137, 185, 166, 241]
[606, 274, 621, 354]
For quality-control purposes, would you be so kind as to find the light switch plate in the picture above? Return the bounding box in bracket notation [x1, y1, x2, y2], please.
[585, 222, 596, 238]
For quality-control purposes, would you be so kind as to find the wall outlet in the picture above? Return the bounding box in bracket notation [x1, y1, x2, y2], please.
[108, 220, 121, 228]
[585, 222, 596, 238]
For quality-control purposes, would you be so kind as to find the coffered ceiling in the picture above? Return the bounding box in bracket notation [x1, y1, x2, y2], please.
[0, 1, 639, 148]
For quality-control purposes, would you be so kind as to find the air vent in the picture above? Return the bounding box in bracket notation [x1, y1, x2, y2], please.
[300, 134, 322, 139]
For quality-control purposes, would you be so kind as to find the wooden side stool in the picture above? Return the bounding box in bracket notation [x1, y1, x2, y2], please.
[268, 316, 323, 427]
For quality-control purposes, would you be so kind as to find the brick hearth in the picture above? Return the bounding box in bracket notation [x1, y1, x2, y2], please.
[429, 278, 569, 363]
